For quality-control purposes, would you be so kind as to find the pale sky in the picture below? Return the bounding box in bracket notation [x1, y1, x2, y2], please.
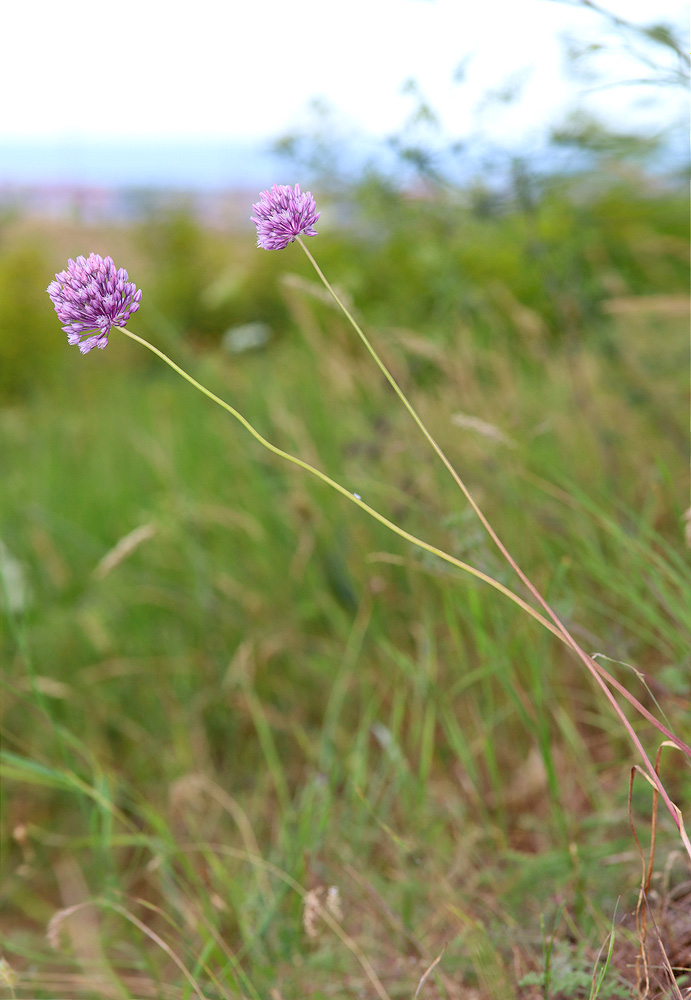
[2, 0, 687, 147]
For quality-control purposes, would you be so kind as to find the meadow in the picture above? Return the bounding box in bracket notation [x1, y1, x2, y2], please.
[0, 164, 689, 999]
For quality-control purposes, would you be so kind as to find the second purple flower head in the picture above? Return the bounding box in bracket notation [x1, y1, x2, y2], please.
[251, 183, 320, 251]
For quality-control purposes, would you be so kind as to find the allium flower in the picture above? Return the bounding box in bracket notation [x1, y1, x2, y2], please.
[251, 183, 320, 250]
[47, 253, 142, 353]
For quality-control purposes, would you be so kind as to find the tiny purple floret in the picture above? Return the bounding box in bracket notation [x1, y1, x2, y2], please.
[47, 253, 142, 354]
[251, 183, 320, 251]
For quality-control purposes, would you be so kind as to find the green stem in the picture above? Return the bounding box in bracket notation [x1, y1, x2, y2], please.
[118, 327, 558, 638]
[119, 327, 689, 844]
[119, 326, 687, 756]
[295, 238, 690, 836]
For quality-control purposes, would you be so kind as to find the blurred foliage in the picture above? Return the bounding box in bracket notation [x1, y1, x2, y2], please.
[351, 171, 687, 340]
[1, 161, 687, 404]
[0, 243, 65, 400]
[555, 0, 690, 89]
[139, 211, 216, 335]
[132, 211, 295, 351]
[134, 210, 232, 346]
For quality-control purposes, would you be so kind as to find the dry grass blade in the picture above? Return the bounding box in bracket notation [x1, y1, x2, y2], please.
[628, 743, 691, 998]
[413, 946, 445, 998]
[92, 523, 157, 580]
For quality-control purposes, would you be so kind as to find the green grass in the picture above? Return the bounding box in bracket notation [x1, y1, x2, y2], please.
[0, 181, 689, 998]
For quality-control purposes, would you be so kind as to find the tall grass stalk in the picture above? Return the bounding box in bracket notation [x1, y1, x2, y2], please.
[118, 311, 689, 859]
[118, 328, 567, 633]
[294, 236, 690, 849]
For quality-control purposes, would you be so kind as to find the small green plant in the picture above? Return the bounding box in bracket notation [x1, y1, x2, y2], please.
[519, 937, 632, 999]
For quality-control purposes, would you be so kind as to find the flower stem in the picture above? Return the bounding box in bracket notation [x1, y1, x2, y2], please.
[295, 238, 690, 843]
[121, 325, 688, 760]
[118, 327, 560, 637]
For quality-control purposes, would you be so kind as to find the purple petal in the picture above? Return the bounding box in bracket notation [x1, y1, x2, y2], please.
[251, 183, 321, 251]
[47, 252, 142, 353]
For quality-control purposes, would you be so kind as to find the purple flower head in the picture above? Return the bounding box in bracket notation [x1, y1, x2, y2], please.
[47, 253, 142, 354]
[251, 183, 320, 250]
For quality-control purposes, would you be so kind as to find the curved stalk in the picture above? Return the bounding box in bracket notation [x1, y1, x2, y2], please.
[296, 239, 690, 841]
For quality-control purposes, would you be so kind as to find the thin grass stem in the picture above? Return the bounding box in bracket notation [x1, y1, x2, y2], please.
[296, 238, 690, 844]
[118, 327, 564, 638]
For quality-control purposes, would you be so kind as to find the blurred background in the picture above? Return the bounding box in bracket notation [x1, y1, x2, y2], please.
[1, 1, 690, 997]
[1, 0, 688, 207]
[1, 0, 688, 394]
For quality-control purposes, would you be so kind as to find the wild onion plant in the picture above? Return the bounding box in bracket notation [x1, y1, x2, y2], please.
[47, 185, 690, 859]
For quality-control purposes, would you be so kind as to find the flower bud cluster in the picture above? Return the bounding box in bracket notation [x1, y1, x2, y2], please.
[47, 253, 142, 353]
[251, 183, 320, 250]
